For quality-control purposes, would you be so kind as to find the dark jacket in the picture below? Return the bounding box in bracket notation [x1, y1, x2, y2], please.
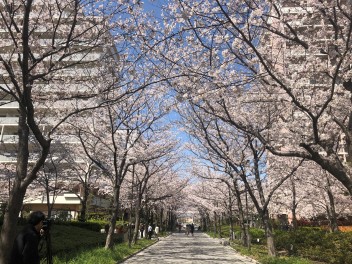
[10, 224, 41, 264]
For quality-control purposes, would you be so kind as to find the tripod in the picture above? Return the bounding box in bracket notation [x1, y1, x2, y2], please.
[40, 222, 53, 264]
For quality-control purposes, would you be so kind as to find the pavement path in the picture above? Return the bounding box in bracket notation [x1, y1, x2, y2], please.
[121, 232, 259, 264]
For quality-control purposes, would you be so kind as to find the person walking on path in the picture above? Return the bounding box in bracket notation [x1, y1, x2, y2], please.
[140, 224, 145, 238]
[10, 211, 46, 264]
[154, 225, 160, 241]
[147, 224, 153, 239]
[185, 224, 190, 236]
[190, 223, 195, 237]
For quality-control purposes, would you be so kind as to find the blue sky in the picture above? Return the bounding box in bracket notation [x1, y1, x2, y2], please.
[143, 0, 166, 17]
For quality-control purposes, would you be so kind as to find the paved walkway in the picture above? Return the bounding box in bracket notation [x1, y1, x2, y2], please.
[121, 232, 259, 264]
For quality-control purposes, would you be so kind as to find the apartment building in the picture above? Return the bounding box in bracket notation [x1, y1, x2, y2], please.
[263, 0, 352, 221]
[0, 2, 117, 207]
[261, 0, 350, 160]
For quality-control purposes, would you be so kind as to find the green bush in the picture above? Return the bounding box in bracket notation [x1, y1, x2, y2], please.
[54, 220, 106, 232]
[211, 224, 352, 263]
[250, 228, 266, 243]
[274, 228, 326, 255]
[274, 228, 352, 263]
[220, 225, 231, 237]
[87, 212, 111, 221]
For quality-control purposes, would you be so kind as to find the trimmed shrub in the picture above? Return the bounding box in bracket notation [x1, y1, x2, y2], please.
[274, 227, 352, 263]
[250, 228, 266, 244]
[54, 220, 106, 232]
[87, 212, 111, 221]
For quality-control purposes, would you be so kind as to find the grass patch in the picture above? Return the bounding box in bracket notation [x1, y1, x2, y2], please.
[208, 227, 322, 264]
[49, 225, 108, 254]
[28, 222, 155, 263]
[260, 256, 313, 264]
[53, 239, 155, 264]
[232, 242, 267, 259]
[232, 242, 315, 264]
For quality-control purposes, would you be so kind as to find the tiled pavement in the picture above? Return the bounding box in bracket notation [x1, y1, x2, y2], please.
[121, 232, 259, 264]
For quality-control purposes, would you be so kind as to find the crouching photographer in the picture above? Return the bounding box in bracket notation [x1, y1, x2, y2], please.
[10, 211, 47, 264]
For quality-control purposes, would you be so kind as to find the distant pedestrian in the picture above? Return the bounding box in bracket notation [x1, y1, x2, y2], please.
[148, 224, 153, 239]
[190, 223, 195, 236]
[155, 225, 160, 241]
[186, 224, 190, 236]
[178, 224, 181, 233]
[140, 224, 145, 238]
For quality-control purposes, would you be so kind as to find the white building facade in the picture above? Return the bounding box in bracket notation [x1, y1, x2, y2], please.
[0, 1, 116, 210]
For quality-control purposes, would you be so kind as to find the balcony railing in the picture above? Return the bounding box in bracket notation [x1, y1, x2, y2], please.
[0, 154, 17, 163]
[0, 101, 19, 108]
[0, 135, 18, 143]
[0, 117, 18, 125]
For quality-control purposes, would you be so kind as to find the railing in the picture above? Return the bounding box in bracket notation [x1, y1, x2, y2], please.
[0, 154, 16, 163]
[0, 117, 18, 125]
[0, 101, 19, 108]
[0, 135, 18, 143]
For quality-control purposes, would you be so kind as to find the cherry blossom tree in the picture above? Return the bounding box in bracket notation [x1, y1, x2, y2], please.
[267, 155, 352, 232]
[129, 155, 185, 244]
[75, 87, 176, 248]
[266, 157, 314, 230]
[0, 1, 167, 262]
[61, 157, 98, 222]
[111, 123, 184, 245]
[156, 1, 352, 196]
[177, 101, 305, 255]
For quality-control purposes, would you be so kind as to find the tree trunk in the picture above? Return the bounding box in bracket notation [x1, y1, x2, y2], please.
[105, 186, 121, 249]
[229, 215, 234, 241]
[79, 187, 89, 222]
[171, 211, 176, 231]
[0, 112, 50, 264]
[160, 207, 163, 232]
[150, 209, 154, 225]
[132, 209, 141, 244]
[262, 211, 276, 256]
[202, 216, 206, 232]
[218, 214, 222, 238]
[132, 194, 142, 244]
[167, 209, 172, 231]
[291, 204, 298, 230]
[228, 188, 234, 241]
[80, 200, 87, 222]
[326, 178, 339, 232]
[234, 180, 250, 247]
[213, 211, 217, 237]
[291, 177, 298, 229]
[45, 178, 53, 219]
[0, 184, 27, 264]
